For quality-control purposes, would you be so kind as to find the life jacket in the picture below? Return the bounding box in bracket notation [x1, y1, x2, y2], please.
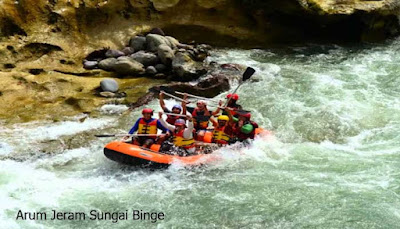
[233, 121, 259, 140]
[192, 108, 211, 129]
[212, 126, 231, 144]
[172, 129, 195, 149]
[137, 118, 158, 136]
[166, 115, 178, 125]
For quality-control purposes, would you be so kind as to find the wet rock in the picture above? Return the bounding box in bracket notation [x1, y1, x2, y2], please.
[100, 79, 119, 92]
[155, 63, 167, 72]
[149, 27, 165, 36]
[150, 0, 180, 11]
[172, 52, 206, 81]
[121, 47, 135, 56]
[113, 58, 145, 75]
[83, 60, 98, 70]
[157, 44, 175, 65]
[99, 91, 116, 98]
[129, 36, 147, 51]
[146, 66, 158, 74]
[98, 58, 117, 71]
[154, 73, 167, 79]
[105, 49, 125, 58]
[165, 36, 180, 48]
[131, 51, 159, 66]
[146, 34, 177, 52]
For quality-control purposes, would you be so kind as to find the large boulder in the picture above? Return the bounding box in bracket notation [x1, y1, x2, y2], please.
[157, 44, 175, 65]
[129, 36, 147, 51]
[113, 58, 145, 75]
[172, 51, 207, 81]
[155, 63, 167, 72]
[130, 51, 159, 66]
[98, 58, 118, 71]
[146, 34, 178, 52]
[100, 79, 119, 92]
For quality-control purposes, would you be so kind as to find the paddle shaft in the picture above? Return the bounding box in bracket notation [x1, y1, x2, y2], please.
[164, 113, 188, 117]
[174, 91, 220, 103]
[95, 134, 163, 138]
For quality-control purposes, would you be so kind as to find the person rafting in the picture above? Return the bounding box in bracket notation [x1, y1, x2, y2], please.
[124, 108, 169, 148]
[222, 93, 242, 117]
[182, 94, 222, 141]
[158, 112, 196, 155]
[159, 91, 184, 125]
[226, 108, 259, 143]
[209, 115, 233, 145]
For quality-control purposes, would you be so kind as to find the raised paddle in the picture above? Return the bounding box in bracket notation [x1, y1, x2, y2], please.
[95, 134, 163, 138]
[224, 67, 255, 107]
[163, 113, 188, 117]
[159, 86, 220, 104]
[149, 87, 190, 103]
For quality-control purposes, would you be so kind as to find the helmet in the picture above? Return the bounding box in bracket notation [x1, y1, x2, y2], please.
[142, 108, 153, 115]
[174, 119, 186, 126]
[239, 112, 251, 119]
[226, 93, 239, 101]
[197, 100, 207, 106]
[218, 115, 229, 121]
[172, 105, 182, 111]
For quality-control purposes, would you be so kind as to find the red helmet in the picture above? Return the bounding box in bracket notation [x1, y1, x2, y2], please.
[239, 112, 251, 119]
[174, 119, 186, 126]
[226, 93, 239, 101]
[142, 108, 153, 115]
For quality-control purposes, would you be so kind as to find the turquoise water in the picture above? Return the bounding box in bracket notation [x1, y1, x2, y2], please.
[1, 39, 400, 228]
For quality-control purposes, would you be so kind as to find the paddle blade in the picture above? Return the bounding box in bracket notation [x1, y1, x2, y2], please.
[159, 86, 175, 94]
[242, 67, 255, 81]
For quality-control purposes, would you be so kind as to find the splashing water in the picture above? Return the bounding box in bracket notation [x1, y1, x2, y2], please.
[1, 39, 400, 228]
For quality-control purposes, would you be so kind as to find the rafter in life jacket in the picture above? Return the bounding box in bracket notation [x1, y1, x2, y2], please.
[192, 108, 211, 129]
[137, 118, 158, 137]
[212, 126, 231, 144]
[172, 129, 195, 149]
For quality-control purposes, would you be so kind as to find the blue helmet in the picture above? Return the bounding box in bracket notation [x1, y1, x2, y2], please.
[174, 119, 186, 126]
[172, 105, 182, 111]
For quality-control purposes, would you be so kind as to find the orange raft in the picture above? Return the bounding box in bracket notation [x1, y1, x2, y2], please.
[103, 128, 271, 167]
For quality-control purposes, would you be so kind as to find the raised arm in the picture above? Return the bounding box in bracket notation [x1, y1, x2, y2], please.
[182, 93, 188, 115]
[159, 92, 168, 111]
[158, 112, 175, 132]
[211, 100, 224, 116]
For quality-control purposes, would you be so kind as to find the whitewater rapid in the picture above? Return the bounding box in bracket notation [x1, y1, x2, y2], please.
[1, 39, 400, 228]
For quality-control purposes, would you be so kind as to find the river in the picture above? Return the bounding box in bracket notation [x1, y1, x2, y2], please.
[1, 39, 400, 228]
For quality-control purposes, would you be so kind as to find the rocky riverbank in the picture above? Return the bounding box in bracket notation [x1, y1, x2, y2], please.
[1, 0, 399, 123]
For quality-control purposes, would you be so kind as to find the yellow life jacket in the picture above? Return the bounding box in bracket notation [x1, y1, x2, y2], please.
[173, 130, 195, 148]
[138, 118, 158, 135]
[212, 126, 230, 144]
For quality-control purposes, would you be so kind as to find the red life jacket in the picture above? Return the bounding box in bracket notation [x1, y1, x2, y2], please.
[233, 121, 258, 140]
[192, 108, 211, 129]
[166, 115, 178, 125]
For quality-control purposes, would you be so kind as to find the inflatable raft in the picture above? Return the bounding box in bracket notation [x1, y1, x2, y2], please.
[103, 128, 271, 167]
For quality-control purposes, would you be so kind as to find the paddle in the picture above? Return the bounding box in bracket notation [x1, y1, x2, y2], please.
[149, 87, 189, 103]
[159, 86, 220, 103]
[95, 134, 163, 138]
[163, 113, 188, 117]
[224, 67, 255, 107]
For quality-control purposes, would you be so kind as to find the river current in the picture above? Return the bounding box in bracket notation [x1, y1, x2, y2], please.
[1, 39, 400, 228]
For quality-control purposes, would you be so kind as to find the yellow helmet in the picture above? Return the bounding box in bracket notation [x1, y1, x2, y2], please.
[218, 115, 229, 121]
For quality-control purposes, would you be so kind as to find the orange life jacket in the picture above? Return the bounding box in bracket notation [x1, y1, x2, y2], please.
[138, 118, 158, 136]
